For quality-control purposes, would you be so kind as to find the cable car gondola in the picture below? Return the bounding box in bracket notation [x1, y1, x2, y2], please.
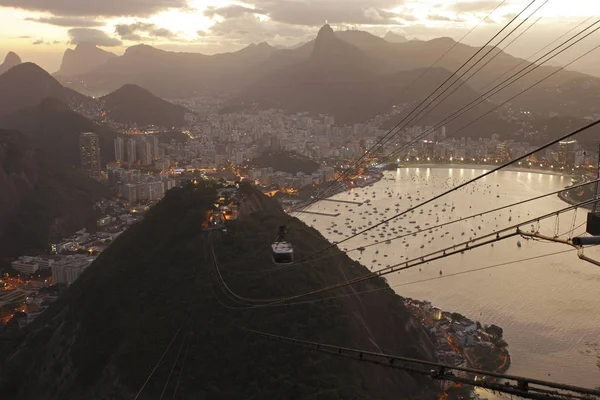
[272, 225, 294, 264]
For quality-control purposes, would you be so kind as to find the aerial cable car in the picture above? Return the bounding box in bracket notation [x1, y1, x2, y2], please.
[272, 225, 294, 264]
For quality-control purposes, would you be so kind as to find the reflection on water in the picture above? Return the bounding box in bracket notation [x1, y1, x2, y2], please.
[299, 168, 600, 388]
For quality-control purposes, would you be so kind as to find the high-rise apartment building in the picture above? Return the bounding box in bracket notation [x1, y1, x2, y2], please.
[127, 138, 137, 164]
[114, 137, 124, 162]
[558, 140, 577, 166]
[79, 132, 101, 178]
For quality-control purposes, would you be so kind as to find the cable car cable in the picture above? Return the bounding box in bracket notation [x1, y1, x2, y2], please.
[292, 0, 533, 215]
[380, 26, 600, 165]
[291, 119, 600, 266]
[256, 179, 600, 275]
[240, 327, 600, 400]
[212, 197, 598, 305]
[295, 16, 599, 218]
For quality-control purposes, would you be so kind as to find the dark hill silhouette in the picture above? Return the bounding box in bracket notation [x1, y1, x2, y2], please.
[0, 51, 21, 75]
[0, 181, 437, 399]
[57, 43, 117, 76]
[100, 84, 188, 127]
[251, 151, 320, 174]
[0, 98, 117, 167]
[0, 63, 91, 117]
[0, 129, 108, 265]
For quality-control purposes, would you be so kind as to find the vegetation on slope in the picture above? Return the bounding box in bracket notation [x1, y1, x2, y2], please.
[0, 98, 117, 167]
[250, 151, 320, 174]
[1, 181, 437, 400]
[0, 130, 109, 265]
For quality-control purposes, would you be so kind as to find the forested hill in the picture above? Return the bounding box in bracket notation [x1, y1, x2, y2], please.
[1, 181, 437, 400]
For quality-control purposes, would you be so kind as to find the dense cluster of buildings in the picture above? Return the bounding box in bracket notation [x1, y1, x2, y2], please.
[107, 167, 176, 204]
[2, 198, 149, 329]
[405, 299, 507, 389]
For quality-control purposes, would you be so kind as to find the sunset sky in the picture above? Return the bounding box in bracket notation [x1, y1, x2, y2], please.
[0, 0, 599, 73]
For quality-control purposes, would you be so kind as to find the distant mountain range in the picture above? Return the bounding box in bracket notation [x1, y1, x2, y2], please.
[48, 25, 600, 131]
[224, 24, 514, 134]
[0, 51, 21, 75]
[0, 129, 108, 264]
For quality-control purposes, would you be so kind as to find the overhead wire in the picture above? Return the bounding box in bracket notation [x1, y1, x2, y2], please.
[212, 249, 576, 310]
[240, 327, 600, 400]
[318, 14, 596, 191]
[296, 9, 596, 224]
[170, 329, 192, 400]
[379, 19, 600, 165]
[480, 15, 595, 91]
[158, 319, 189, 400]
[133, 312, 190, 400]
[246, 178, 599, 275]
[368, 0, 550, 153]
[290, 118, 600, 267]
[212, 196, 599, 306]
[291, 0, 527, 215]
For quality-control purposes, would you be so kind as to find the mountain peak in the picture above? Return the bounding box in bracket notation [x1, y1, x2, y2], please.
[0, 51, 22, 75]
[101, 83, 187, 127]
[384, 31, 408, 43]
[4, 51, 21, 65]
[317, 24, 335, 40]
[4, 62, 53, 80]
[58, 44, 116, 76]
[124, 44, 165, 57]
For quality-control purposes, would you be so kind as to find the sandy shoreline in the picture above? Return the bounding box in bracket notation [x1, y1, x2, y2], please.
[396, 163, 576, 178]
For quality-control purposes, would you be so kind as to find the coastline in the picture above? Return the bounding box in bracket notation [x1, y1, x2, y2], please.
[396, 163, 575, 178]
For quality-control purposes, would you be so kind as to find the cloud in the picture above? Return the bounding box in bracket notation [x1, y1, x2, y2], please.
[26, 16, 103, 27]
[209, 14, 314, 43]
[68, 28, 122, 46]
[204, 5, 267, 19]
[31, 38, 63, 45]
[0, 0, 186, 17]
[451, 1, 503, 13]
[427, 14, 465, 22]
[115, 22, 177, 41]
[247, 0, 407, 26]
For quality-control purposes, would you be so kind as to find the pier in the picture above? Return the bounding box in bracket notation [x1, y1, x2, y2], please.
[295, 211, 341, 217]
[319, 199, 364, 205]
